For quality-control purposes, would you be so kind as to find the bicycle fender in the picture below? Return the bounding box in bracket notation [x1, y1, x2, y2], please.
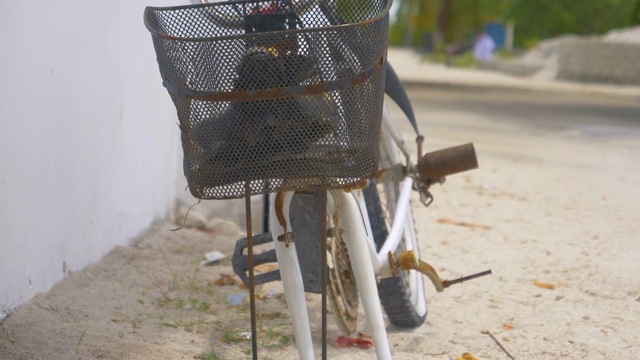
[385, 63, 420, 136]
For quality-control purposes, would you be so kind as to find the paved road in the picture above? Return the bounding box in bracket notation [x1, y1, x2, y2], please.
[397, 85, 640, 141]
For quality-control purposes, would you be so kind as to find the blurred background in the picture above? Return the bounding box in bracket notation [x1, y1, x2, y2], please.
[388, 0, 640, 83]
[391, 0, 639, 50]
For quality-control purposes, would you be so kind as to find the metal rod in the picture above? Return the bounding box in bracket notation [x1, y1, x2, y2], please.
[320, 190, 328, 360]
[245, 190, 258, 360]
[263, 193, 270, 234]
[443, 269, 493, 288]
[416, 134, 424, 159]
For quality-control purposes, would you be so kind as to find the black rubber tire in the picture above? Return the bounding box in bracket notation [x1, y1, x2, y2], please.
[364, 181, 427, 328]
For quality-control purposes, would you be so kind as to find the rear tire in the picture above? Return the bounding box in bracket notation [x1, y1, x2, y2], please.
[364, 182, 427, 327]
[365, 117, 427, 328]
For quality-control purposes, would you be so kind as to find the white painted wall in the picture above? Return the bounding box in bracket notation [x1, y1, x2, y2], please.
[0, 1, 190, 319]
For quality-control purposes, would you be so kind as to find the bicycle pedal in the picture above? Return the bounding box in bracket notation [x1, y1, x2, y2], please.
[393, 251, 492, 292]
[232, 232, 281, 288]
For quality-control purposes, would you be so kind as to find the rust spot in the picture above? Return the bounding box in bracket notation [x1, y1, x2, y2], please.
[166, 55, 386, 102]
[374, 168, 388, 181]
[275, 192, 287, 231]
[388, 251, 398, 277]
[341, 178, 369, 192]
[274, 192, 289, 247]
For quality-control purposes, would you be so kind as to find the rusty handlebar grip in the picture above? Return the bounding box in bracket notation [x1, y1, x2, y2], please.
[417, 143, 478, 182]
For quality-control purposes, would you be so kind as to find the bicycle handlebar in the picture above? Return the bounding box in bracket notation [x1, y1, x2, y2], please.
[417, 143, 478, 183]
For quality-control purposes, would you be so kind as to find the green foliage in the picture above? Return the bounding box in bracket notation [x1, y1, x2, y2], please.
[445, 0, 512, 43]
[336, 0, 378, 23]
[391, 0, 510, 47]
[506, 0, 638, 47]
[449, 51, 478, 68]
[391, 0, 638, 49]
[196, 346, 220, 360]
[390, 0, 438, 47]
[633, 0, 640, 24]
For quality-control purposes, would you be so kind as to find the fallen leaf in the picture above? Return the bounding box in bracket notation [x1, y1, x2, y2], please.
[534, 279, 556, 290]
[456, 352, 478, 360]
[214, 274, 238, 286]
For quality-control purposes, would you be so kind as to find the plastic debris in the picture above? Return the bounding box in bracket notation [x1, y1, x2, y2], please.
[200, 250, 226, 266]
[226, 293, 245, 305]
[257, 289, 279, 301]
[483, 182, 497, 191]
[336, 334, 374, 349]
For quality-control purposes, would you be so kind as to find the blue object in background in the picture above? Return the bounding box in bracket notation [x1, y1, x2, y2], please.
[485, 23, 506, 49]
[226, 293, 245, 305]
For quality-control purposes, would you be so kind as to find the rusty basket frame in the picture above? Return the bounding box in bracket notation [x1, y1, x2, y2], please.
[145, 0, 391, 199]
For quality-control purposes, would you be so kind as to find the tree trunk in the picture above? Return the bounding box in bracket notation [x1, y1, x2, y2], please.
[436, 0, 452, 44]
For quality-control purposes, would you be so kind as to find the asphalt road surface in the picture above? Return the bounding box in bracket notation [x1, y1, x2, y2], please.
[397, 85, 640, 146]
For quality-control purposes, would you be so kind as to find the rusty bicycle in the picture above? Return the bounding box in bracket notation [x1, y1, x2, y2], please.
[144, 1, 489, 358]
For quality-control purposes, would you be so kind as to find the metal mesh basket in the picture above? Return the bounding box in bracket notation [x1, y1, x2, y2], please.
[144, 0, 390, 199]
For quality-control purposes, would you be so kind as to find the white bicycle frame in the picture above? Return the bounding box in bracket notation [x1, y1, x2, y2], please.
[269, 105, 420, 360]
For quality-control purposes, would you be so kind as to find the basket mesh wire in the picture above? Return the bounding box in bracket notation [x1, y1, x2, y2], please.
[145, 0, 390, 199]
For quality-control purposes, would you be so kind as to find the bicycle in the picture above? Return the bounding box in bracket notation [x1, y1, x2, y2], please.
[144, 1, 489, 359]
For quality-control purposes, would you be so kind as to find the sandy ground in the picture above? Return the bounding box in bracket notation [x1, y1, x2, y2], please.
[1, 88, 639, 360]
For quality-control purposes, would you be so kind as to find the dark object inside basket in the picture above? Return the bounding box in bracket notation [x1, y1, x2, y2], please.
[244, 1, 298, 34]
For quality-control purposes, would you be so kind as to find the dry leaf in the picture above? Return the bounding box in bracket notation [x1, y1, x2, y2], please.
[214, 274, 238, 286]
[456, 352, 478, 360]
[534, 279, 557, 290]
